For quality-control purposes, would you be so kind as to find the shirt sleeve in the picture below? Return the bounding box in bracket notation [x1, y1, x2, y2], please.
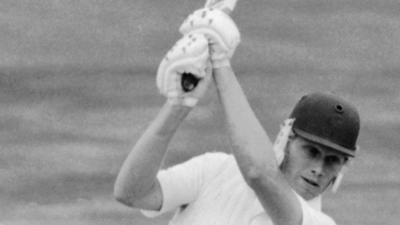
[297, 195, 337, 225]
[141, 152, 230, 218]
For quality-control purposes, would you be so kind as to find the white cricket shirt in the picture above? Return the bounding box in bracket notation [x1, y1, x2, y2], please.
[142, 152, 336, 225]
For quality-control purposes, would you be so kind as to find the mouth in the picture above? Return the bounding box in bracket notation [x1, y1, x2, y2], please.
[302, 177, 319, 187]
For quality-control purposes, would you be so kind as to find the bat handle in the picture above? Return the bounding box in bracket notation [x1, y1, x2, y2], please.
[181, 73, 200, 92]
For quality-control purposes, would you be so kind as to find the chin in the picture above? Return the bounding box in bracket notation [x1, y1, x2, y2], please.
[300, 191, 316, 200]
[296, 185, 319, 200]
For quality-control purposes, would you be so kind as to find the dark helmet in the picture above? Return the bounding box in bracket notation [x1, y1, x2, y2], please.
[289, 92, 360, 157]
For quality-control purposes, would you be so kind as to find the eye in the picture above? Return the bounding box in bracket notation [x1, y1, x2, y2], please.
[305, 147, 320, 158]
[325, 155, 342, 166]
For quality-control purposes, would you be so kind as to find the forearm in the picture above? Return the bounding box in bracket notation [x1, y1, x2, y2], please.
[114, 102, 191, 200]
[213, 67, 302, 225]
[213, 67, 277, 174]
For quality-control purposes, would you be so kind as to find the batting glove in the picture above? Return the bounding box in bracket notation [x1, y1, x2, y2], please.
[156, 33, 212, 107]
[179, 8, 240, 68]
[204, 0, 238, 13]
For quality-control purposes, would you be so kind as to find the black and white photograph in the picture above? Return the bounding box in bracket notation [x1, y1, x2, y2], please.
[1, 0, 399, 224]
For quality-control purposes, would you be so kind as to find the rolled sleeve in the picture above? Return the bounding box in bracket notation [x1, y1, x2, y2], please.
[141, 152, 230, 218]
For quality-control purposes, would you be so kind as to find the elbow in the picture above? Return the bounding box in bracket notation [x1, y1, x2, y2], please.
[114, 195, 134, 207]
[242, 165, 277, 189]
[242, 166, 264, 187]
[114, 193, 131, 207]
[113, 182, 135, 207]
[113, 179, 156, 208]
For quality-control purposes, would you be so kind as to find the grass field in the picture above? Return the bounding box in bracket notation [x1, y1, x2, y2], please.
[1, 0, 399, 224]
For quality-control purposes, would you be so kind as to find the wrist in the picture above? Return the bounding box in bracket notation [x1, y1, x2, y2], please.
[165, 99, 195, 110]
[212, 58, 231, 69]
[167, 96, 198, 108]
[213, 66, 235, 92]
[213, 64, 233, 75]
[156, 101, 193, 135]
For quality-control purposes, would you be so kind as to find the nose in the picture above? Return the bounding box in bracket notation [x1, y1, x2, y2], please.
[311, 160, 324, 177]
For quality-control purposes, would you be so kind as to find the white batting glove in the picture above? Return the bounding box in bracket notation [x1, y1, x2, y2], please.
[156, 33, 212, 107]
[204, 0, 238, 13]
[179, 8, 240, 68]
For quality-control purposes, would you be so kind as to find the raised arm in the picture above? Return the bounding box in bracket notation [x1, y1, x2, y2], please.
[113, 102, 191, 210]
[178, 4, 304, 223]
[113, 33, 212, 210]
[213, 66, 302, 225]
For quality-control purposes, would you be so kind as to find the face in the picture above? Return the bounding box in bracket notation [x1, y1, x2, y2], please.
[280, 136, 348, 200]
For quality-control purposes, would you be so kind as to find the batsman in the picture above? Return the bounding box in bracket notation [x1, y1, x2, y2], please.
[114, 0, 361, 224]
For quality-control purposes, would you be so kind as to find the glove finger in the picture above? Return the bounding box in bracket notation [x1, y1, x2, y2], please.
[158, 41, 180, 96]
[166, 71, 181, 99]
[156, 57, 168, 94]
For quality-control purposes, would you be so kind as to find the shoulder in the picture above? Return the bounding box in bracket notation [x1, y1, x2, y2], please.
[186, 151, 234, 171]
[189, 151, 235, 176]
[183, 151, 233, 165]
[197, 151, 232, 161]
[161, 151, 233, 177]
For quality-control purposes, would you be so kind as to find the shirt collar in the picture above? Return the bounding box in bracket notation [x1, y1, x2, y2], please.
[307, 195, 322, 210]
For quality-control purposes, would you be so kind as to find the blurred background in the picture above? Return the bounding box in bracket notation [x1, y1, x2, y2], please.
[0, 0, 399, 224]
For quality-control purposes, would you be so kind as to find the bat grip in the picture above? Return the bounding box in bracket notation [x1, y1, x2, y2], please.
[181, 73, 200, 92]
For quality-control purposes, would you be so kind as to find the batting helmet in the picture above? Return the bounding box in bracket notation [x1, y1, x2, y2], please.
[289, 92, 360, 157]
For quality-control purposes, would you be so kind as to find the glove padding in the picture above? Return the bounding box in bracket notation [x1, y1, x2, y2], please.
[156, 33, 211, 107]
[179, 8, 240, 68]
